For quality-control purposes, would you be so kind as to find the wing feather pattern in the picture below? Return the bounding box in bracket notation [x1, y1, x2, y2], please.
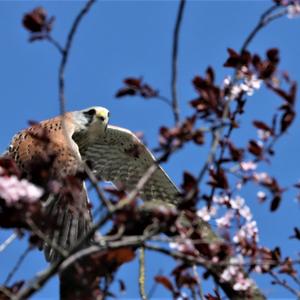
[43, 183, 92, 262]
[83, 125, 180, 205]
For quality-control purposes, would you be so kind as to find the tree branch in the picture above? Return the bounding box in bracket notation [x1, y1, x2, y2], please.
[171, 0, 186, 125]
[58, 0, 96, 116]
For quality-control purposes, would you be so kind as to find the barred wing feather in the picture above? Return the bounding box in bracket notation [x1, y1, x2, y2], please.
[84, 125, 180, 205]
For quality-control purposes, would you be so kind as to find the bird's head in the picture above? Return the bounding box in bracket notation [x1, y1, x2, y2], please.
[73, 106, 110, 134]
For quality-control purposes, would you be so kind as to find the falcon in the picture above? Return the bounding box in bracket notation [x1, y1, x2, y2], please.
[5, 107, 180, 261]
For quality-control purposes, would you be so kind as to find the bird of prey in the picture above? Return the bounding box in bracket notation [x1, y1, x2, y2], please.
[6, 107, 179, 261]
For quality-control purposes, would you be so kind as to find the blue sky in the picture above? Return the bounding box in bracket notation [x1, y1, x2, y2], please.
[0, 1, 299, 299]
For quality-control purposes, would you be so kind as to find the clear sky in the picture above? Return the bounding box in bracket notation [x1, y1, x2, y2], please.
[0, 1, 299, 299]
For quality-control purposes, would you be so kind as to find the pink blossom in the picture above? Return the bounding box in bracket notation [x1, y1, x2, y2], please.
[253, 172, 272, 184]
[197, 206, 217, 221]
[220, 256, 244, 282]
[230, 196, 245, 210]
[257, 129, 271, 141]
[224, 72, 261, 100]
[236, 181, 243, 190]
[223, 76, 232, 87]
[169, 239, 197, 254]
[233, 221, 259, 243]
[227, 84, 243, 100]
[233, 272, 253, 291]
[287, 3, 300, 18]
[221, 256, 253, 291]
[257, 190, 267, 202]
[240, 161, 257, 172]
[254, 265, 263, 273]
[240, 75, 262, 96]
[0, 175, 43, 205]
[221, 265, 237, 281]
[213, 195, 229, 205]
[239, 205, 253, 221]
[216, 210, 234, 228]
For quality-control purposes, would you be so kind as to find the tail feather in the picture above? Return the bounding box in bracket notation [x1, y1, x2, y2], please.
[43, 184, 92, 262]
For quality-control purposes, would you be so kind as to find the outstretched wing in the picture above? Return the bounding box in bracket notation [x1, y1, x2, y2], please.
[82, 125, 180, 205]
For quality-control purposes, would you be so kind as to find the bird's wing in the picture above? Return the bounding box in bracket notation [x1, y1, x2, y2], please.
[43, 182, 92, 262]
[82, 125, 180, 204]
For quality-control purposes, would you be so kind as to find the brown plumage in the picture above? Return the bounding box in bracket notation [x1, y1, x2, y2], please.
[7, 112, 92, 261]
[5, 106, 180, 262]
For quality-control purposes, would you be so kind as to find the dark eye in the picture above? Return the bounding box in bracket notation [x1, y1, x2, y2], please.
[108, 112, 110, 118]
[84, 109, 96, 116]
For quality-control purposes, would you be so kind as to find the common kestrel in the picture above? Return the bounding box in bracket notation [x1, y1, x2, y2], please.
[5, 107, 179, 261]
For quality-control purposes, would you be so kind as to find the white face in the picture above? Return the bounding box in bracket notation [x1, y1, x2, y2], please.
[93, 106, 110, 125]
[73, 106, 110, 133]
[82, 106, 110, 133]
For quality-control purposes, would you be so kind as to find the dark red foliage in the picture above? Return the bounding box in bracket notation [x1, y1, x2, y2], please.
[104, 185, 127, 200]
[154, 275, 176, 293]
[191, 67, 223, 119]
[253, 120, 274, 136]
[266, 48, 280, 64]
[0, 200, 42, 229]
[279, 257, 297, 276]
[180, 171, 199, 204]
[208, 168, 229, 190]
[280, 109, 295, 133]
[118, 279, 126, 293]
[270, 194, 281, 212]
[116, 77, 158, 99]
[227, 141, 244, 162]
[0, 158, 20, 177]
[289, 227, 300, 240]
[224, 48, 252, 68]
[22, 7, 54, 42]
[205, 289, 222, 300]
[159, 116, 204, 149]
[248, 140, 263, 158]
[251, 49, 279, 79]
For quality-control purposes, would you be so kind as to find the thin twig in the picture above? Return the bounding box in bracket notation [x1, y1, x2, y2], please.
[240, 4, 282, 53]
[193, 264, 205, 300]
[45, 35, 64, 55]
[171, 0, 186, 125]
[269, 270, 300, 299]
[58, 0, 96, 116]
[0, 287, 13, 299]
[83, 162, 114, 212]
[139, 247, 147, 300]
[0, 233, 17, 253]
[156, 95, 173, 107]
[147, 268, 163, 299]
[4, 247, 31, 286]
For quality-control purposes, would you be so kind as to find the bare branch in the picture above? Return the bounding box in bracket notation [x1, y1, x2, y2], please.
[45, 35, 64, 55]
[171, 0, 186, 125]
[0, 233, 17, 253]
[240, 5, 285, 53]
[4, 247, 31, 286]
[58, 0, 96, 116]
[269, 270, 300, 298]
[139, 247, 147, 300]
[193, 265, 205, 300]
